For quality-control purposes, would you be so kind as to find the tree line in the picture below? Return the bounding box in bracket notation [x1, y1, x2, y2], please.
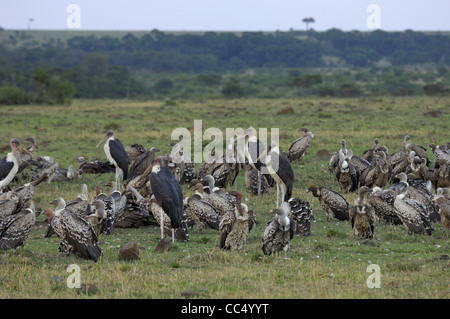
[0, 28, 449, 103]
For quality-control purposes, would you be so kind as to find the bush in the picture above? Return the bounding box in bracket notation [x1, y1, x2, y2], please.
[221, 78, 245, 98]
[0, 85, 28, 105]
[48, 78, 75, 104]
[423, 83, 449, 96]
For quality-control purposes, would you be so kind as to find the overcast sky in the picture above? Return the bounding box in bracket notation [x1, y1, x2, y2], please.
[1, 0, 449, 32]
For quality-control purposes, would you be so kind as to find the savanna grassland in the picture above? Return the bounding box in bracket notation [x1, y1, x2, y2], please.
[0, 96, 449, 299]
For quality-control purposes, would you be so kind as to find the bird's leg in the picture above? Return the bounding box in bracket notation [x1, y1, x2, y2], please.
[276, 184, 279, 207]
[160, 210, 164, 240]
[172, 228, 175, 244]
[257, 171, 261, 199]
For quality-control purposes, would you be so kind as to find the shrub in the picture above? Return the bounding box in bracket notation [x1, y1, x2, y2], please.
[0, 85, 28, 105]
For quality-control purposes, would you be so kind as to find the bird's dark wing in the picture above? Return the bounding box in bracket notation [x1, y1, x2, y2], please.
[150, 167, 184, 228]
[109, 139, 131, 179]
[0, 210, 35, 250]
[0, 157, 14, 181]
[60, 211, 102, 261]
[272, 153, 295, 200]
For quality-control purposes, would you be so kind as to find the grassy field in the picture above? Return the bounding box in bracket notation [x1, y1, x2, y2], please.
[0, 97, 449, 299]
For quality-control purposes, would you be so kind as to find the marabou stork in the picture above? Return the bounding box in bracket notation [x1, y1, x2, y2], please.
[257, 142, 294, 207]
[150, 157, 189, 243]
[96, 131, 130, 191]
[0, 139, 32, 193]
[237, 126, 273, 197]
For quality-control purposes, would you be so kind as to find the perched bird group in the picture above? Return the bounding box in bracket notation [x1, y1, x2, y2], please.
[1, 127, 448, 265]
[321, 135, 450, 239]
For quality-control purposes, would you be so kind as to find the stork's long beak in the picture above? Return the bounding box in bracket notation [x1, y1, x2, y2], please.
[96, 135, 108, 148]
[256, 148, 268, 163]
[17, 145, 32, 156]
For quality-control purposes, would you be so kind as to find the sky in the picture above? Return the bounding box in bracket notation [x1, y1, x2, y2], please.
[1, 0, 450, 32]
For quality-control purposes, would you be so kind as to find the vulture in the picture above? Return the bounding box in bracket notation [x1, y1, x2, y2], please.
[201, 175, 236, 214]
[0, 201, 36, 251]
[407, 177, 440, 222]
[368, 187, 402, 225]
[0, 191, 20, 219]
[77, 157, 116, 175]
[393, 189, 434, 236]
[435, 159, 450, 189]
[329, 139, 350, 177]
[336, 151, 358, 193]
[434, 188, 450, 229]
[288, 127, 314, 162]
[84, 200, 108, 238]
[128, 146, 160, 180]
[429, 144, 450, 168]
[262, 202, 296, 258]
[91, 187, 117, 235]
[0, 173, 48, 217]
[65, 183, 89, 215]
[17, 137, 38, 174]
[349, 186, 376, 240]
[403, 135, 430, 167]
[45, 198, 103, 261]
[308, 185, 349, 221]
[359, 151, 390, 189]
[125, 143, 147, 162]
[287, 197, 315, 236]
[245, 165, 270, 197]
[362, 138, 380, 162]
[184, 182, 221, 232]
[219, 190, 251, 251]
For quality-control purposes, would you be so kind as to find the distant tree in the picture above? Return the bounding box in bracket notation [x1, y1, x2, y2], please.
[423, 83, 449, 96]
[336, 83, 362, 98]
[32, 69, 50, 103]
[0, 85, 28, 105]
[153, 79, 173, 95]
[302, 17, 315, 31]
[48, 78, 75, 104]
[222, 77, 245, 98]
[288, 74, 323, 88]
[82, 53, 109, 76]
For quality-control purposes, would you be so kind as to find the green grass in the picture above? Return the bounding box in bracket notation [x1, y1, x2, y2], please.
[0, 97, 449, 299]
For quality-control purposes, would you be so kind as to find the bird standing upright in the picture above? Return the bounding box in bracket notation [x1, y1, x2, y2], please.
[150, 157, 189, 243]
[0, 139, 32, 193]
[349, 186, 376, 239]
[257, 142, 294, 207]
[96, 131, 130, 192]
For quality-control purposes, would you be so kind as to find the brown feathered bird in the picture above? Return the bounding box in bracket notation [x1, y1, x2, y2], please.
[349, 186, 376, 239]
[307, 185, 349, 221]
[262, 202, 296, 258]
[288, 127, 314, 162]
[0, 201, 36, 250]
[184, 182, 221, 233]
[393, 189, 433, 236]
[45, 198, 103, 262]
[219, 190, 251, 251]
[434, 188, 450, 229]
[367, 187, 402, 225]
